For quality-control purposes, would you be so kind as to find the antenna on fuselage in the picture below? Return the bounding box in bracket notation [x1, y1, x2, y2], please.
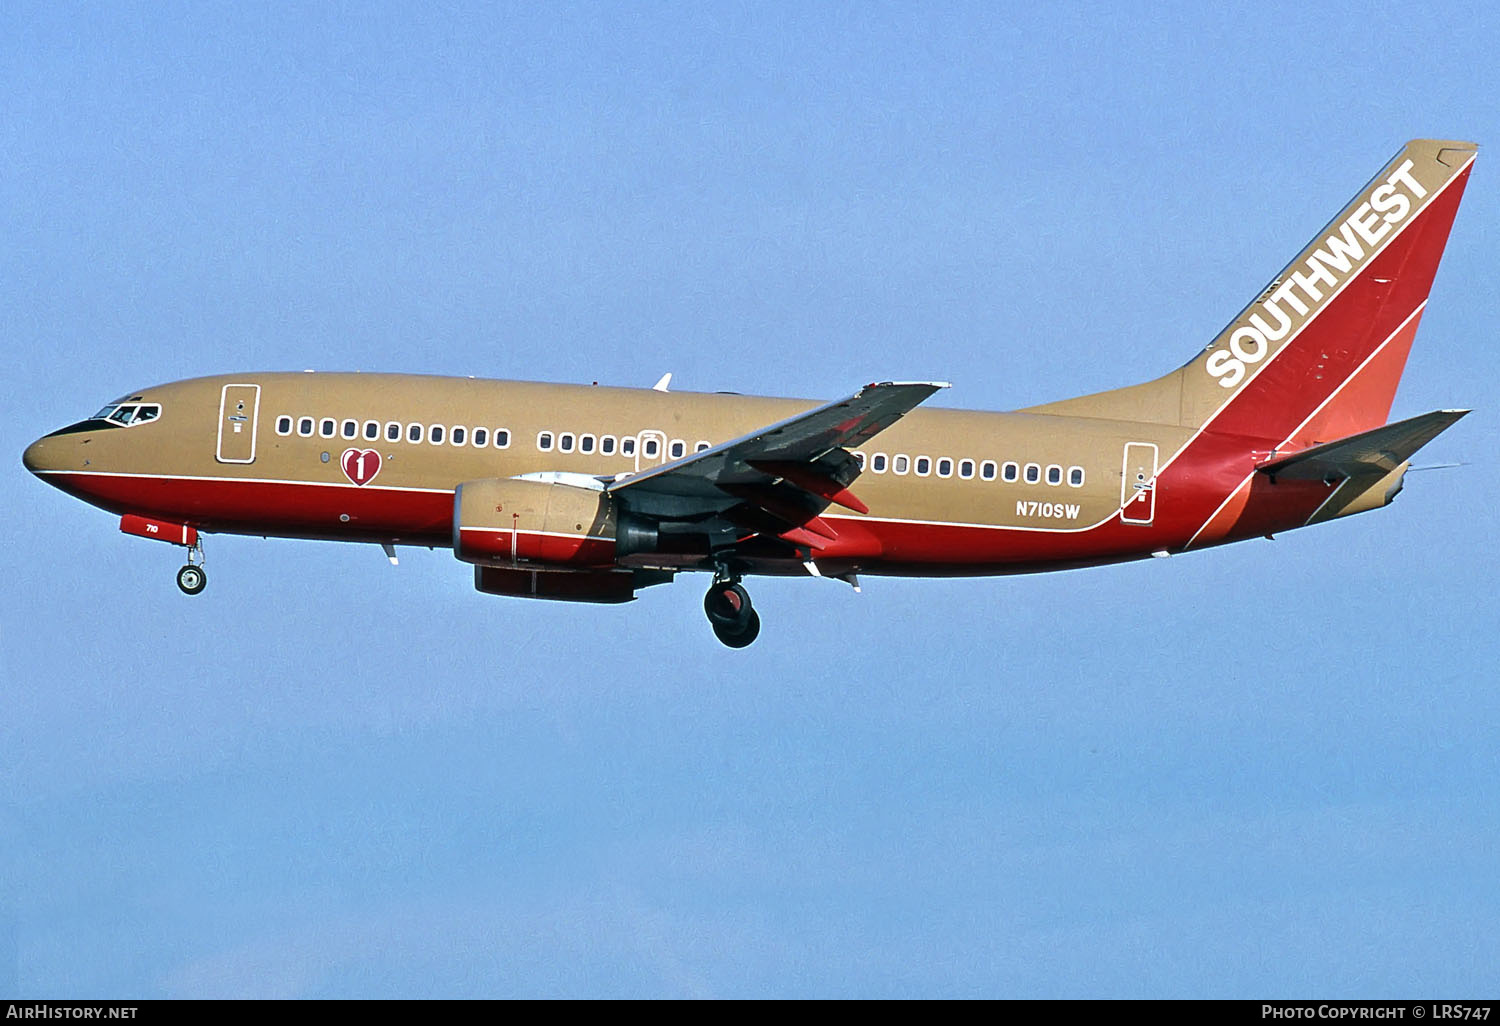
[652, 373, 672, 392]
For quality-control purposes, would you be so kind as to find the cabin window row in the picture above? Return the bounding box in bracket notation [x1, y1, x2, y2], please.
[534, 432, 712, 459]
[857, 452, 1085, 487]
[275, 415, 511, 450]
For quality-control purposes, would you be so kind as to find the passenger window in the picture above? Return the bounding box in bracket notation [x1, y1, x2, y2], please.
[386, 422, 401, 442]
[473, 427, 488, 447]
[430, 424, 445, 444]
[893, 455, 909, 475]
[621, 437, 637, 456]
[276, 416, 293, 435]
[872, 453, 888, 473]
[494, 429, 510, 449]
[1024, 463, 1041, 484]
[1046, 464, 1063, 486]
[937, 458, 953, 478]
[643, 438, 659, 458]
[321, 418, 336, 438]
[580, 434, 595, 453]
[537, 431, 553, 451]
[980, 460, 997, 481]
[559, 433, 575, 453]
[451, 426, 467, 446]
[959, 459, 974, 479]
[342, 420, 358, 439]
[853, 452, 866, 470]
[669, 440, 685, 459]
[695, 440, 710, 453]
[407, 423, 423, 443]
[915, 456, 931, 477]
[1069, 466, 1085, 487]
[1002, 462, 1019, 482]
[298, 417, 314, 436]
[601, 435, 616, 455]
[364, 420, 379, 440]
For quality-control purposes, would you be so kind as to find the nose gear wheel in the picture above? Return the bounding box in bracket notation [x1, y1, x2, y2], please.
[176, 538, 207, 595]
[176, 564, 207, 595]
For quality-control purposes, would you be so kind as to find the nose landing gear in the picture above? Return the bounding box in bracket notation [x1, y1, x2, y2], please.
[117, 515, 208, 595]
[705, 577, 761, 648]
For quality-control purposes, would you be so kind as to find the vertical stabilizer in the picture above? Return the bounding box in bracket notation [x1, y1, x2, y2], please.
[1024, 140, 1476, 444]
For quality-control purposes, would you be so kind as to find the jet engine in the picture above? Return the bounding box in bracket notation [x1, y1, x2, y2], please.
[453, 477, 619, 568]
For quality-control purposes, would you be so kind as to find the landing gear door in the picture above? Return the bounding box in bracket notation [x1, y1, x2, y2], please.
[1121, 442, 1158, 525]
[216, 383, 261, 464]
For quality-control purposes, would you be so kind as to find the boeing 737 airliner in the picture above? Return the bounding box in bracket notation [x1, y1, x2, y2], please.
[23, 139, 1476, 646]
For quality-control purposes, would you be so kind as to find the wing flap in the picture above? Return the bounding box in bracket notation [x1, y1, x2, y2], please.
[747, 460, 870, 513]
[1256, 409, 1468, 482]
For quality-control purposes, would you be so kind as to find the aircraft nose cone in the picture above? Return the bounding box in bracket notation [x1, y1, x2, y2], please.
[22, 435, 51, 475]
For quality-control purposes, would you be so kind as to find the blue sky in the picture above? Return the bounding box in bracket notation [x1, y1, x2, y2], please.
[4, 1, 1499, 997]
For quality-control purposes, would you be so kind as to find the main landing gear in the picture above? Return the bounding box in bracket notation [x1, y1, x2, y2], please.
[176, 540, 207, 596]
[704, 576, 761, 648]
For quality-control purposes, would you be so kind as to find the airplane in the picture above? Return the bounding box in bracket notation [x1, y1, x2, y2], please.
[23, 139, 1477, 647]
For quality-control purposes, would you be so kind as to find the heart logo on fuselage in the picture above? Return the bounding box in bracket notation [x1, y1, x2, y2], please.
[341, 448, 382, 486]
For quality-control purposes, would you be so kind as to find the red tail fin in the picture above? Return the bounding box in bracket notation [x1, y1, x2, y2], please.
[1024, 140, 1476, 442]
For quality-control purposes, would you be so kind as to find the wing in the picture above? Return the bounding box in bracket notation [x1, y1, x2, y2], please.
[1255, 409, 1469, 482]
[607, 380, 948, 551]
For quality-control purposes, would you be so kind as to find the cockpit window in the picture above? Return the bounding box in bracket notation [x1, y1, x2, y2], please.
[98, 403, 162, 427]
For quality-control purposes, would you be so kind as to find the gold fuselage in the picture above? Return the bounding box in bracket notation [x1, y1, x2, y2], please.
[26, 371, 1294, 579]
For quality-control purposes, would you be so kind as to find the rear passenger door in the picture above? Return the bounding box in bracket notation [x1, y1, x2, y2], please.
[1120, 442, 1158, 525]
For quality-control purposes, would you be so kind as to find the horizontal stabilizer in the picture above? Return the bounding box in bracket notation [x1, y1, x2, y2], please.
[1256, 409, 1468, 482]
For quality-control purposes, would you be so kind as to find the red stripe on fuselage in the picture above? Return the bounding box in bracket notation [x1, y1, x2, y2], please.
[45, 469, 1201, 572]
[43, 472, 454, 544]
[41, 437, 1352, 574]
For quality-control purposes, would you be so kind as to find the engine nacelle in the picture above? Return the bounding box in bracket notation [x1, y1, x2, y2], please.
[453, 477, 617, 568]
